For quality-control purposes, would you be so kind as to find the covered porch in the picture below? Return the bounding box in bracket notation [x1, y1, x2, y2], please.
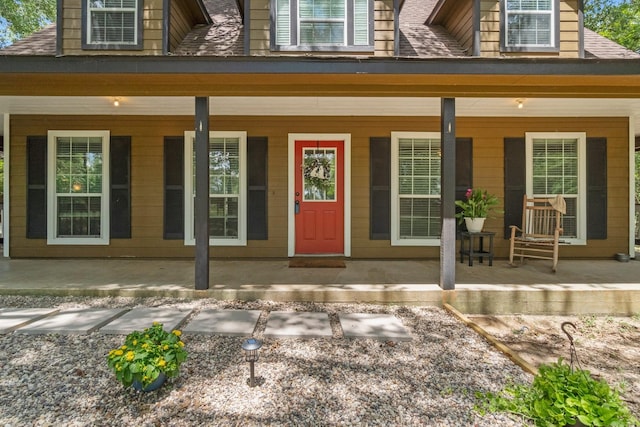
[1, 56, 639, 293]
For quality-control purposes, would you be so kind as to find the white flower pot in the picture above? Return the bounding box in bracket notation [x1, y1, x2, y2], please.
[464, 217, 485, 233]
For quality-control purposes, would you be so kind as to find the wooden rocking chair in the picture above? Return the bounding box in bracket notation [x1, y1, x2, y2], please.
[509, 195, 564, 272]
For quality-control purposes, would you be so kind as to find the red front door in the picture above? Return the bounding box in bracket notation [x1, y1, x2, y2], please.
[294, 140, 344, 254]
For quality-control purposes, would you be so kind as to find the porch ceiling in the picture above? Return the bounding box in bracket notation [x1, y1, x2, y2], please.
[1, 96, 639, 136]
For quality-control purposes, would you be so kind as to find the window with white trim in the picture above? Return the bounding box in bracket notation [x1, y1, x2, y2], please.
[47, 131, 110, 245]
[273, 0, 373, 51]
[391, 132, 441, 246]
[184, 131, 247, 246]
[526, 132, 586, 244]
[84, 0, 142, 49]
[502, 0, 557, 51]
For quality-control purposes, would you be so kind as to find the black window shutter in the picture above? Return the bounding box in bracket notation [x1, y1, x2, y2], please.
[587, 137, 607, 239]
[26, 136, 47, 239]
[503, 137, 526, 238]
[164, 136, 184, 239]
[455, 138, 473, 200]
[370, 137, 391, 240]
[455, 138, 473, 234]
[247, 136, 268, 240]
[110, 136, 131, 239]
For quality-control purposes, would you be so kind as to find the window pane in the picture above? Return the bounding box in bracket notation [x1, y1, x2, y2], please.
[399, 197, 441, 239]
[300, 22, 344, 45]
[303, 148, 336, 201]
[209, 197, 238, 238]
[396, 136, 441, 239]
[56, 196, 101, 238]
[531, 138, 579, 238]
[191, 135, 243, 241]
[507, 14, 551, 45]
[55, 136, 104, 238]
[299, 0, 345, 18]
[89, 0, 137, 45]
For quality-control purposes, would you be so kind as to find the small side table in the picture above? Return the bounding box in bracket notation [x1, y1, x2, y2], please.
[460, 231, 495, 266]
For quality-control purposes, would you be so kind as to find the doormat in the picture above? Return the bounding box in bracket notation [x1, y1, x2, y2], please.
[289, 258, 346, 268]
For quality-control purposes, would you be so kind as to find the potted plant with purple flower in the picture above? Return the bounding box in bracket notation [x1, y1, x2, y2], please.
[455, 188, 500, 232]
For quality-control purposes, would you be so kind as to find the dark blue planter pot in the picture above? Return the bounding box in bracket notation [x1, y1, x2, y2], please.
[132, 372, 166, 392]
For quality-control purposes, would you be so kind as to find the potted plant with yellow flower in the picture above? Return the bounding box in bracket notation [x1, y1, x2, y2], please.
[107, 322, 187, 391]
[455, 188, 500, 233]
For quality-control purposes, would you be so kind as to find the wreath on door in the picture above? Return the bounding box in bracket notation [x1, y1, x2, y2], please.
[303, 155, 332, 191]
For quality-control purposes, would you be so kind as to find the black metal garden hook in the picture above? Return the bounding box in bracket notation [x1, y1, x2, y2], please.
[561, 321, 583, 372]
[561, 321, 577, 345]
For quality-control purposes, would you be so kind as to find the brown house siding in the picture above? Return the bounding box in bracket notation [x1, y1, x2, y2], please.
[8, 115, 629, 259]
[479, 0, 580, 58]
[169, 1, 200, 52]
[433, 0, 474, 55]
[61, 0, 165, 55]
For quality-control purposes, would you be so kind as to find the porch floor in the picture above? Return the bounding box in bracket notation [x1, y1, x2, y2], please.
[0, 257, 639, 315]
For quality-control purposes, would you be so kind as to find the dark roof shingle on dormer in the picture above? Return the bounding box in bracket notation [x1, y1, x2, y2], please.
[173, 0, 244, 56]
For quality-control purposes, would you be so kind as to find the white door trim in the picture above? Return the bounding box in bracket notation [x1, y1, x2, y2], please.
[288, 133, 351, 257]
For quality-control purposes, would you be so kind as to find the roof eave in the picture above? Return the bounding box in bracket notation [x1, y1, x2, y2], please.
[1, 55, 639, 76]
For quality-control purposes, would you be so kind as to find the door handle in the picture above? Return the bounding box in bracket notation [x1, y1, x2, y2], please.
[295, 200, 300, 214]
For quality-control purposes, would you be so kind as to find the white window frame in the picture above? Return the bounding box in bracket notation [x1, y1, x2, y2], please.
[272, 0, 373, 51]
[503, 0, 556, 50]
[47, 130, 110, 245]
[391, 132, 441, 246]
[184, 131, 247, 247]
[86, 0, 139, 46]
[525, 132, 587, 245]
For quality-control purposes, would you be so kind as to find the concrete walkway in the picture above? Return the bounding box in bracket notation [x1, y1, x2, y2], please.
[0, 306, 412, 341]
[0, 257, 639, 315]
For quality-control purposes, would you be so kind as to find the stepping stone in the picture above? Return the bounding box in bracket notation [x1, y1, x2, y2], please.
[100, 307, 192, 335]
[264, 311, 332, 338]
[183, 309, 261, 336]
[16, 308, 127, 335]
[338, 313, 412, 341]
[0, 308, 60, 334]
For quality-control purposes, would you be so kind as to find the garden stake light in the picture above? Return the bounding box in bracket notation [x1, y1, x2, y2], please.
[241, 338, 263, 387]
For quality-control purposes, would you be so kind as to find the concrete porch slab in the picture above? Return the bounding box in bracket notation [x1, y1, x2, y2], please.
[16, 308, 126, 335]
[0, 308, 60, 334]
[338, 313, 412, 341]
[264, 311, 332, 338]
[99, 307, 192, 335]
[183, 309, 261, 336]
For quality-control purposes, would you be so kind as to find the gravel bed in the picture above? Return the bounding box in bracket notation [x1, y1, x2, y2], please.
[0, 295, 532, 426]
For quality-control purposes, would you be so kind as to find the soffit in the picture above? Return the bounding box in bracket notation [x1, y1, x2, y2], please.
[1, 96, 639, 136]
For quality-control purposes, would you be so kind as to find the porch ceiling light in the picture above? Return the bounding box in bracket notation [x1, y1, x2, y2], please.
[113, 97, 120, 107]
[516, 99, 524, 109]
[241, 338, 263, 387]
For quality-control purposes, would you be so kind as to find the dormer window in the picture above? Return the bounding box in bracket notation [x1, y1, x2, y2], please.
[501, 0, 559, 52]
[272, 0, 374, 52]
[82, 0, 143, 50]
